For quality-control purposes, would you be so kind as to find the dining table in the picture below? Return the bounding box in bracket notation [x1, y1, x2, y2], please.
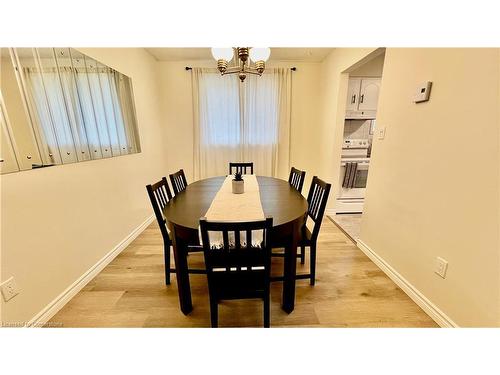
[163, 175, 308, 315]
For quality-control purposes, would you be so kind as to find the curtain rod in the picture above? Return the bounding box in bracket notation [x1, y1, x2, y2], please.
[185, 66, 296, 71]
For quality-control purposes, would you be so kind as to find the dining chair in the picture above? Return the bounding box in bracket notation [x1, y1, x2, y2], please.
[271, 176, 331, 285]
[288, 167, 306, 193]
[146, 177, 174, 285]
[169, 169, 188, 195]
[299, 176, 331, 284]
[147, 177, 205, 285]
[199, 216, 273, 328]
[229, 162, 254, 175]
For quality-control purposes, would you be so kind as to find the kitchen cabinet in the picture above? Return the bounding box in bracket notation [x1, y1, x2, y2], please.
[345, 78, 361, 112]
[345, 77, 381, 119]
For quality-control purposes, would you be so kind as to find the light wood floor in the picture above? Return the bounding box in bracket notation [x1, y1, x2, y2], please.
[48, 218, 438, 328]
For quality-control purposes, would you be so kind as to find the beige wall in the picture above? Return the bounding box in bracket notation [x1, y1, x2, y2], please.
[350, 52, 385, 77]
[360, 48, 500, 327]
[275, 62, 322, 182]
[156, 60, 198, 181]
[156, 59, 323, 183]
[1, 48, 167, 324]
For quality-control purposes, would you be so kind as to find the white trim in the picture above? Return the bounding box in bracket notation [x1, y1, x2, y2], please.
[325, 208, 336, 216]
[334, 199, 364, 214]
[26, 214, 155, 328]
[356, 239, 459, 328]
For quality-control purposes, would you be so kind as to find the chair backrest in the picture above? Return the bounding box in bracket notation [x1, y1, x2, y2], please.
[288, 167, 306, 193]
[306, 176, 332, 240]
[169, 169, 188, 195]
[146, 177, 172, 240]
[229, 162, 254, 175]
[200, 217, 273, 284]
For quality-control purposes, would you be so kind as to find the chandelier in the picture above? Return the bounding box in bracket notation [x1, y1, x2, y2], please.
[211, 47, 271, 82]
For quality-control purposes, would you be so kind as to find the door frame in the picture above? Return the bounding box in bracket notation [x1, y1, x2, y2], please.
[331, 48, 386, 215]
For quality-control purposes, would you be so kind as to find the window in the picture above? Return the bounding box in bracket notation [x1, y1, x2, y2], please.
[193, 68, 291, 179]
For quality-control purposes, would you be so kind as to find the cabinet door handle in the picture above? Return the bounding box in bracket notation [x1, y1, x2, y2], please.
[351, 94, 356, 104]
[360, 94, 364, 103]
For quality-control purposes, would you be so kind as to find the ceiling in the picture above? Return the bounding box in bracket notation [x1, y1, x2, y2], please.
[145, 48, 334, 62]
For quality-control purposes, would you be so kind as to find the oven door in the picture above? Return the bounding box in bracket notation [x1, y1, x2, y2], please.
[338, 161, 369, 199]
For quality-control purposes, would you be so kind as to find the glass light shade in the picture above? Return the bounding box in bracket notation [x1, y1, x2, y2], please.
[211, 48, 234, 61]
[249, 47, 271, 62]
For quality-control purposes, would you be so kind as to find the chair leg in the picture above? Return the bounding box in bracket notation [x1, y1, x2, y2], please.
[300, 245, 306, 264]
[310, 243, 317, 286]
[164, 243, 171, 285]
[263, 294, 270, 328]
[210, 299, 218, 328]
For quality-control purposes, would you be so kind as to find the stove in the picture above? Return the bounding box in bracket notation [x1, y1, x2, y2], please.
[336, 138, 371, 213]
[342, 138, 370, 149]
[341, 139, 370, 158]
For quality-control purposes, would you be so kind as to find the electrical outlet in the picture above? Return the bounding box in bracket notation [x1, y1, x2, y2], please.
[377, 126, 386, 140]
[434, 257, 448, 279]
[1, 277, 20, 302]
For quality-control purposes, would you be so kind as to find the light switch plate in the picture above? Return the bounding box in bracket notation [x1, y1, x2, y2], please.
[1, 277, 20, 302]
[377, 126, 386, 140]
[414, 81, 432, 103]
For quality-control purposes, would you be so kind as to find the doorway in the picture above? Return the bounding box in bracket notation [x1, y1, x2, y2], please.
[330, 50, 385, 243]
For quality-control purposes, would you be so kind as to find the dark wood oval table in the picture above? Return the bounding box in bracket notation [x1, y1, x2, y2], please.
[163, 176, 308, 315]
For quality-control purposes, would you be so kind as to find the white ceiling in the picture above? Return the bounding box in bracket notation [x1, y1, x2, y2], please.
[145, 48, 334, 62]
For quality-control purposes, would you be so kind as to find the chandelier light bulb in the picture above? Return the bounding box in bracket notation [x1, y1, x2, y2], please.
[249, 47, 271, 62]
[211, 48, 234, 61]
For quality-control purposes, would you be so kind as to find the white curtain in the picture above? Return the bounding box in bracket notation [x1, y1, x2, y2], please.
[58, 67, 91, 160]
[24, 69, 63, 164]
[193, 69, 241, 180]
[193, 67, 291, 180]
[72, 70, 102, 157]
[22, 60, 137, 163]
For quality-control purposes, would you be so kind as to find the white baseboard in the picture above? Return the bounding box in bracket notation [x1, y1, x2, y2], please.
[26, 214, 155, 328]
[356, 239, 458, 328]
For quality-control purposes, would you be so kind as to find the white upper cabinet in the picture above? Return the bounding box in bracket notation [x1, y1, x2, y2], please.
[345, 78, 361, 112]
[358, 78, 381, 111]
[345, 77, 381, 119]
